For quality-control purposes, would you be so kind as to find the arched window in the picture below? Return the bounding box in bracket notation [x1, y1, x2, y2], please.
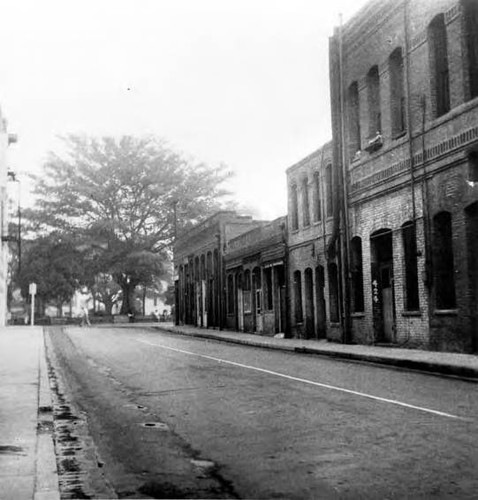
[433, 212, 456, 308]
[347, 81, 361, 159]
[328, 263, 339, 322]
[351, 237, 364, 312]
[428, 14, 450, 117]
[402, 222, 420, 311]
[462, 0, 478, 100]
[389, 47, 406, 137]
[326, 164, 333, 217]
[293, 270, 303, 323]
[290, 184, 299, 230]
[302, 177, 310, 227]
[313, 172, 322, 222]
[367, 65, 381, 137]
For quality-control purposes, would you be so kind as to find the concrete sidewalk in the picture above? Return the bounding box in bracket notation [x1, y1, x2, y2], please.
[0, 326, 59, 500]
[150, 323, 478, 381]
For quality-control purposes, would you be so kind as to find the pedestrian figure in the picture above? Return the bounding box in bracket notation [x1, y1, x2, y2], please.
[80, 306, 91, 327]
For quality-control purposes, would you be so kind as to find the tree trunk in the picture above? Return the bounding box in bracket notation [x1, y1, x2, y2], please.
[104, 299, 113, 316]
[120, 283, 137, 314]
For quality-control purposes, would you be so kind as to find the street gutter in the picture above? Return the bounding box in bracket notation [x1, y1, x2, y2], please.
[151, 325, 478, 383]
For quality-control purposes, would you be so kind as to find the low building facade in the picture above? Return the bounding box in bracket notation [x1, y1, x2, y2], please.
[173, 211, 263, 329]
[286, 143, 345, 341]
[224, 217, 287, 335]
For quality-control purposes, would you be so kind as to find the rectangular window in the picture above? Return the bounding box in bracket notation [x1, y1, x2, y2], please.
[402, 222, 420, 311]
[433, 212, 456, 309]
[255, 289, 262, 313]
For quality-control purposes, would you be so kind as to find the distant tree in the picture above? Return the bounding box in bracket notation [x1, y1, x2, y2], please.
[26, 135, 234, 314]
[18, 234, 84, 316]
[90, 273, 122, 316]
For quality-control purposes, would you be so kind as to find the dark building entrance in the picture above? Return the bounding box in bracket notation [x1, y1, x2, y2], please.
[371, 229, 395, 343]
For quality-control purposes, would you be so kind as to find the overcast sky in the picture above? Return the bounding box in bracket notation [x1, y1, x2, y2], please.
[1, 0, 369, 220]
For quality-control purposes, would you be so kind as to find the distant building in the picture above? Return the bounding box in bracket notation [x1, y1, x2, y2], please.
[329, 0, 478, 351]
[174, 212, 264, 328]
[224, 216, 287, 335]
[286, 143, 343, 341]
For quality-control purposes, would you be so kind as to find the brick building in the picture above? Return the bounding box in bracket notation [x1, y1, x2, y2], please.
[286, 143, 346, 341]
[173, 212, 263, 329]
[0, 109, 16, 327]
[329, 0, 478, 352]
[224, 216, 287, 335]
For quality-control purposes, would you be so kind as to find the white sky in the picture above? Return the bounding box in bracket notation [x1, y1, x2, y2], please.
[1, 0, 369, 220]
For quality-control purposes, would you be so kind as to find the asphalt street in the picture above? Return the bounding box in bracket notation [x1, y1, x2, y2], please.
[46, 325, 478, 499]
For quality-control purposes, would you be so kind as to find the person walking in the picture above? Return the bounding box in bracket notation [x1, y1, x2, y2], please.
[80, 306, 91, 327]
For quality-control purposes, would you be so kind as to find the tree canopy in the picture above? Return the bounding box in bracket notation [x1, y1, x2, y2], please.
[18, 233, 84, 314]
[24, 135, 234, 314]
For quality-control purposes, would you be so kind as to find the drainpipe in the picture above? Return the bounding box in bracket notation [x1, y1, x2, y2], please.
[216, 232, 223, 330]
[403, 0, 417, 230]
[420, 96, 433, 289]
[338, 14, 352, 344]
[281, 220, 290, 338]
[326, 28, 342, 262]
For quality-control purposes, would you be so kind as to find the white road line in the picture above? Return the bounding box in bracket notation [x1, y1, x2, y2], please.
[136, 338, 467, 421]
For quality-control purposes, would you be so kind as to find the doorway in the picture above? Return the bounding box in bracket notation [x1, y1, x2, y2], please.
[304, 268, 315, 339]
[371, 229, 395, 343]
[315, 265, 326, 338]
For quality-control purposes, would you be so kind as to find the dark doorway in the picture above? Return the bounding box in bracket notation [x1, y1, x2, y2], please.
[304, 268, 315, 339]
[370, 229, 395, 343]
[315, 265, 326, 338]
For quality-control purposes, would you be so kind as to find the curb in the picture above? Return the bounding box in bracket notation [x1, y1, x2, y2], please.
[153, 325, 478, 382]
[294, 347, 478, 381]
[34, 329, 60, 500]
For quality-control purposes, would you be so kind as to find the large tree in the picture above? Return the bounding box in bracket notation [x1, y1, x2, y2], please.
[18, 234, 84, 316]
[27, 135, 233, 313]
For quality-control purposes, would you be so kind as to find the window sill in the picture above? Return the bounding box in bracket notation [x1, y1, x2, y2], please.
[392, 130, 407, 141]
[351, 312, 365, 318]
[402, 310, 421, 317]
[433, 309, 458, 316]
